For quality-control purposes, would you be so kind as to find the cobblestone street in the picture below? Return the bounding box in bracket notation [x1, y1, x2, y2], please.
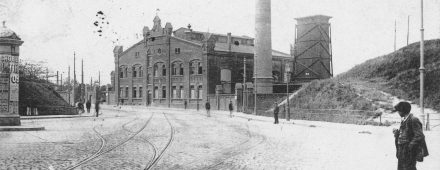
[1, 106, 439, 170]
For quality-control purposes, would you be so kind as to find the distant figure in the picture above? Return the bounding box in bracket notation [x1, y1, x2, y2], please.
[205, 101, 211, 117]
[283, 104, 286, 119]
[77, 102, 85, 114]
[273, 102, 279, 124]
[392, 101, 428, 170]
[228, 101, 234, 118]
[86, 100, 91, 113]
[184, 100, 187, 110]
[95, 100, 100, 117]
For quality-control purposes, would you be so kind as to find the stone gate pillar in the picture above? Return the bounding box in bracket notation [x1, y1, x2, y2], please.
[0, 21, 23, 126]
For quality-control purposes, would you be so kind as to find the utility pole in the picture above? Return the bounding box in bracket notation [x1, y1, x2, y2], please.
[61, 73, 63, 91]
[243, 57, 246, 112]
[407, 15, 410, 46]
[81, 59, 84, 102]
[74, 52, 76, 104]
[254, 56, 257, 115]
[56, 71, 59, 86]
[68, 65, 71, 105]
[394, 19, 397, 52]
[419, 0, 426, 130]
[98, 71, 101, 87]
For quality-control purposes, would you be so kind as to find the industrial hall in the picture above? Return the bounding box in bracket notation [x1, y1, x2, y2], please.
[109, 14, 292, 108]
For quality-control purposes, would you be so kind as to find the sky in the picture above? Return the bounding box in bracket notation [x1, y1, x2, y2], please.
[0, 0, 439, 84]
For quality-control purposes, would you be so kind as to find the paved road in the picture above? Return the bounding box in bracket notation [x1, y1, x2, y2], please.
[0, 106, 439, 170]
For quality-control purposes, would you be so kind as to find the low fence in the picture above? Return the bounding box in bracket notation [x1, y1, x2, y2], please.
[285, 108, 380, 125]
[20, 105, 78, 116]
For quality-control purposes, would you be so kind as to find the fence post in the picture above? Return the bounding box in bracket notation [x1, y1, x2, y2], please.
[426, 112, 430, 131]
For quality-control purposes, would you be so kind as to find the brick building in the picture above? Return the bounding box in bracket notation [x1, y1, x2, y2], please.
[110, 15, 291, 108]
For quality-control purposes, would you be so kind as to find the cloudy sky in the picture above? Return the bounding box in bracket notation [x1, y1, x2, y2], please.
[1, 0, 439, 84]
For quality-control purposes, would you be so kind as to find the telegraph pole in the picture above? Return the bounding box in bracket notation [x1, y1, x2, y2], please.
[81, 59, 84, 102]
[419, 0, 426, 130]
[68, 65, 71, 105]
[243, 57, 246, 112]
[394, 19, 397, 52]
[407, 15, 410, 46]
[74, 52, 76, 104]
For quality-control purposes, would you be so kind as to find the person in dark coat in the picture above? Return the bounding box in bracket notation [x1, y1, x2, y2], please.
[392, 101, 428, 170]
[86, 100, 91, 113]
[205, 101, 211, 117]
[78, 102, 84, 114]
[95, 100, 100, 117]
[273, 102, 279, 124]
[184, 100, 187, 110]
[228, 101, 234, 118]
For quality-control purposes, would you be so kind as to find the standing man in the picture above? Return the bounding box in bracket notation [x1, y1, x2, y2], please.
[273, 102, 279, 124]
[228, 101, 234, 118]
[184, 100, 187, 110]
[95, 100, 100, 117]
[392, 101, 428, 170]
[205, 101, 211, 117]
[86, 100, 91, 113]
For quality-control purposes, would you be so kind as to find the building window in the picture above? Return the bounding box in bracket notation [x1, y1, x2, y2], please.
[139, 87, 143, 98]
[125, 68, 128, 78]
[119, 88, 123, 96]
[190, 85, 195, 99]
[153, 64, 159, 77]
[198, 85, 203, 99]
[154, 87, 158, 98]
[125, 87, 129, 98]
[132, 66, 137, 77]
[171, 63, 177, 75]
[179, 86, 184, 99]
[172, 86, 177, 99]
[179, 63, 184, 75]
[133, 87, 137, 98]
[189, 62, 195, 75]
[162, 65, 166, 76]
[175, 48, 180, 54]
[135, 52, 140, 57]
[139, 66, 143, 77]
[119, 69, 124, 78]
[198, 62, 202, 74]
[162, 86, 166, 98]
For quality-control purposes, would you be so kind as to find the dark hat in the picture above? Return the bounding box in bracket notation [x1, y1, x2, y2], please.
[392, 101, 411, 114]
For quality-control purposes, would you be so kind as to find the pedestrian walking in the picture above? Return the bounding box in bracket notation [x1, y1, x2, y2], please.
[205, 101, 211, 117]
[392, 101, 428, 170]
[78, 102, 85, 114]
[228, 101, 234, 118]
[95, 100, 100, 117]
[184, 100, 187, 110]
[86, 100, 91, 113]
[273, 102, 279, 124]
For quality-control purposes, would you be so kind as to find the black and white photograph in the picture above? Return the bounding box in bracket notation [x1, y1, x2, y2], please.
[0, 0, 439, 169]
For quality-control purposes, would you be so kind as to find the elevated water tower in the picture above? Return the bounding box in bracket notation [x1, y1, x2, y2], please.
[293, 15, 333, 82]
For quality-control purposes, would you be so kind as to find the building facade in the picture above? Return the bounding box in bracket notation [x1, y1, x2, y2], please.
[111, 15, 291, 107]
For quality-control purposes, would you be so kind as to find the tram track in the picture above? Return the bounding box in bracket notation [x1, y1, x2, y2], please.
[65, 114, 153, 170]
[144, 112, 175, 170]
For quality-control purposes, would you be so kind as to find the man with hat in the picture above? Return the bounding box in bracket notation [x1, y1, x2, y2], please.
[273, 102, 279, 124]
[392, 101, 428, 170]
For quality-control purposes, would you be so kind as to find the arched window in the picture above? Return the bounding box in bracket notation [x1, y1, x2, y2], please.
[139, 66, 143, 77]
[179, 63, 184, 75]
[132, 66, 137, 77]
[153, 64, 159, 77]
[197, 62, 202, 74]
[189, 62, 194, 75]
[162, 65, 166, 76]
[119, 66, 126, 78]
[171, 63, 177, 75]
[124, 67, 128, 78]
[198, 85, 203, 99]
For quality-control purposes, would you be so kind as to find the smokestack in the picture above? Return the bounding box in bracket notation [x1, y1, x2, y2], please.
[254, 0, 273, 93]
[227, 32, 232, 51]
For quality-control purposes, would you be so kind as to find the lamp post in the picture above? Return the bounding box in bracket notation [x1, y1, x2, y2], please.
[286, 65, 291, 121]
[419, 0, 426, 130]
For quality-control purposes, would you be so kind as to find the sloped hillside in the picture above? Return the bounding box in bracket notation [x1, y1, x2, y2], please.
[338, 39, 440, 110]
[19, 81, 72, 115]
[291, 79, 375, 112]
